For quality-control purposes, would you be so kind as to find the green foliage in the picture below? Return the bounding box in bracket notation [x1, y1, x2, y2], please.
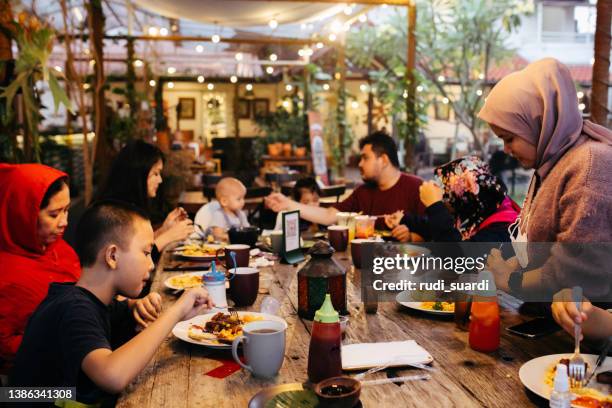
[0, 12, 73, 162]
[347, 0, 532, 150]
[346, 14, 429, 145]
[252, 107, 308, 163]
[415, 0, 530, 148]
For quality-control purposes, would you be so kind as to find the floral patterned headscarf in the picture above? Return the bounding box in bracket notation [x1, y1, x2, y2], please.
[434, 156, 507, 239]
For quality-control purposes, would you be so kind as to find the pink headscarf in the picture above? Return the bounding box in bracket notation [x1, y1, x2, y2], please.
[478, 58, 612, 179]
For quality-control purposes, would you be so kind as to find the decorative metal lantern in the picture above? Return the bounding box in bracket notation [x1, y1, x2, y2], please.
[297, 241, 347, 320]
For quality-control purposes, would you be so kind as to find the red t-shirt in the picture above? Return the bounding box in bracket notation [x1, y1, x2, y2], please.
[334, 173, 426, 229]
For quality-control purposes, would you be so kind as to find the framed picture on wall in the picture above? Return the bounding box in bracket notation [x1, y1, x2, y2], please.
[434, 100, 450, 121]
[252, 98, 269, 118]
[178, 97, 196, 119]
[237, 98, 251, 119]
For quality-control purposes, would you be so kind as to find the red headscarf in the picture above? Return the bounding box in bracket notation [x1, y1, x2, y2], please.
[0, 164, 81, 370]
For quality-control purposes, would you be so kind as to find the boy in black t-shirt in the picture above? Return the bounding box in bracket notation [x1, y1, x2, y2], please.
[11, 201, 213, 406]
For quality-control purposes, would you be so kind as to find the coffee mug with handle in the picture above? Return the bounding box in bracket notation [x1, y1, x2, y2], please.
[231, 320, 287, 378]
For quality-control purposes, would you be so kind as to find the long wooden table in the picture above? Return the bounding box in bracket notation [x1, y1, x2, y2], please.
[117, 249, 577, 408]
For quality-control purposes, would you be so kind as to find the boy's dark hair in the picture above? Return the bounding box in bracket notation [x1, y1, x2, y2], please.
[292, 177, 321, 201]
[358, 131, 400, 168]
[98, 140, 165, 213]
[75, 200, 150, 267]
[40, 176, 69, 209]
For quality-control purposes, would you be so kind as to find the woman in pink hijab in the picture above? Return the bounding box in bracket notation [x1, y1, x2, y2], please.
[480, 58, 612, 304]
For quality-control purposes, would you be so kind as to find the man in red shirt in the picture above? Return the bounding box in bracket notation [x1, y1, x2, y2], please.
[265, 132, 425, 242]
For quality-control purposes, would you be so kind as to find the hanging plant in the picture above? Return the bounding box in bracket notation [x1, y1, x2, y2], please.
[0, 11, 73, 162]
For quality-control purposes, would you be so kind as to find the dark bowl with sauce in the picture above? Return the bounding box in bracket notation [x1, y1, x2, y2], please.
[314, 376, 361, 408]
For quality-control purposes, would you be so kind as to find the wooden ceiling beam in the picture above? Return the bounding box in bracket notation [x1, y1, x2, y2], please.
[58, 33, 328, 46]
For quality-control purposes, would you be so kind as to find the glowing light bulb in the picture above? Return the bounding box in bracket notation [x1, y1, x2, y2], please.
[197, 75, 205, 83]
[230, 75, 238, 83]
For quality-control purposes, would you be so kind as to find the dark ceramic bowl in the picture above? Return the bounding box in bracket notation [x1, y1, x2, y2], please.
[314, 376, 361, 408]
[228, 226, 260, 248]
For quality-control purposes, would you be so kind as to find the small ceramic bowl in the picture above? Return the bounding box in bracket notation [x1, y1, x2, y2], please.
[314, 376, 361, 408]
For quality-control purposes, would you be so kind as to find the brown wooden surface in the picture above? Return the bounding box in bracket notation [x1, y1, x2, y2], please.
[117, 249, 575, 408]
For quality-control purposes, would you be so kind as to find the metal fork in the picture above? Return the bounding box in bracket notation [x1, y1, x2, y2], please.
[228, 308, 241, 322]
[569, 286, 586, 388]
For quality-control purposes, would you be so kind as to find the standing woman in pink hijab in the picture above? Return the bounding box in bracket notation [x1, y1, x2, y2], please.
[481, 58, 612, 301]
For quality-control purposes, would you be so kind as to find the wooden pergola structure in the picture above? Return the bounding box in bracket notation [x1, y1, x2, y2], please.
[78, 0, 418, 174]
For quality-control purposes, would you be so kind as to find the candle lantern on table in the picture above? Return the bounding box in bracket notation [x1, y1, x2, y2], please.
[297, 241, 347, 320]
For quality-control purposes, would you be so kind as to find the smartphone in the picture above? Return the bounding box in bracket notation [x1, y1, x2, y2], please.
[506, 318, 561, 338]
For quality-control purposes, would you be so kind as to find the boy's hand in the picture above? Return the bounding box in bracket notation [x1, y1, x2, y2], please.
[552, 289, 593, 340]
[174, 287, 214, 321]
[419, 181, 444, 208]
[132, 292, 162, 329]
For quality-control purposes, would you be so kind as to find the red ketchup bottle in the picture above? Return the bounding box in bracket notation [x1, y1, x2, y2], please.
[307, 294, 342, 383]
[469, 270, 500, 352]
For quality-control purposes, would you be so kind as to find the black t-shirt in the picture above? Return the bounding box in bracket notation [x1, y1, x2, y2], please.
[10, 282, 135, 405]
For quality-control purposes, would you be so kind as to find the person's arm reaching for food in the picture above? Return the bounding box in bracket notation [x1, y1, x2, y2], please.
[552, 289, 612, 341]
[265, 193, 339, 226]
[81, 288, 212, 394]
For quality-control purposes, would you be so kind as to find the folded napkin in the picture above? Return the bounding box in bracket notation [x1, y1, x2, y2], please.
[341, 340, 432, 370]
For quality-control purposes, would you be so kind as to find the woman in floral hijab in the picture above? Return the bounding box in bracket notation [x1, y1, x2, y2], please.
[400, 156, 520, 242]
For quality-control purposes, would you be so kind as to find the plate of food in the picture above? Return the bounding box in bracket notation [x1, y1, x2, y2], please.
[164, 272, 207, 291]
[172, 311, 286, 349]
[174, 243, 223, 261]
[396, 291, 455, 315]
[519, 353, 612, 407]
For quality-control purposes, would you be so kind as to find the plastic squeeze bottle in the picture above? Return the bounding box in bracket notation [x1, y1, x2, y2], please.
[307, 294, 342, 383]
[469, 270, 500, 352]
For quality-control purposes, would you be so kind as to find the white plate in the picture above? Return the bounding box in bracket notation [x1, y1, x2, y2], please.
[396, 291, 454, 315]
[172, 311, 286, 349]
[164, 272, 207, 291]
[518, 353, 612, 403]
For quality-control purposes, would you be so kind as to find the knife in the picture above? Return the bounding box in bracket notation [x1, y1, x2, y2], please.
[585, 336, 611, 385]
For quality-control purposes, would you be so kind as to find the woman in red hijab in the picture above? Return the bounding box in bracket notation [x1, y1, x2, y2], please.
[0, 164, 81, 372]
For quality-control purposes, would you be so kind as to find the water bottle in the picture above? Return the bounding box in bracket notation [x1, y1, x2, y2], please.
[549, 364, 571, 408]
[203, 261, 228, 309]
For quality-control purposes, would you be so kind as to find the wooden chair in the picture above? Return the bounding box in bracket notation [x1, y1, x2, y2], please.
[203, 185, 216, 201]
[264, 172, 300, 185]
[319, 184, 346, 203]
[203, 174, 223, 186]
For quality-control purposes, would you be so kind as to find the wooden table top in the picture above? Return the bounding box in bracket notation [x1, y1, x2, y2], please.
[117, 249, 577, 408]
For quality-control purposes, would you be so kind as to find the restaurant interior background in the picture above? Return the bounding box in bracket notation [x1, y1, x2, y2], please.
[0, 0, 609, 219]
